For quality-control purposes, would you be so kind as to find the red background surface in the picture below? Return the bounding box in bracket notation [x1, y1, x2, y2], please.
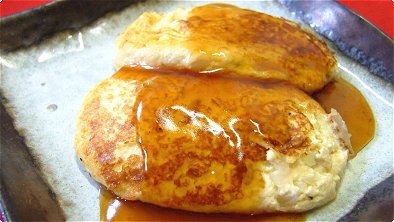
[338, 0, 393, 38]
[0, 0, 393, 38]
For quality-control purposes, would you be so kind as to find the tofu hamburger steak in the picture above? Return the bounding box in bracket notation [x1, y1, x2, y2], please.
[75, 67, 352, 213]
[75, 4, 352, 214]
[115, 4, 336, 93]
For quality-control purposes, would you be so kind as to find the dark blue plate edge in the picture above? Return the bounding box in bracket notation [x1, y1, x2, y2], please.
[279, 0, 393, 85]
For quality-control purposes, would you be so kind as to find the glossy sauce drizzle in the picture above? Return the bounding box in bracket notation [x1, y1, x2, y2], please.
[181, 4, 336, 93]
[119, 66, 316, 206]
[99, 67, 374, 221]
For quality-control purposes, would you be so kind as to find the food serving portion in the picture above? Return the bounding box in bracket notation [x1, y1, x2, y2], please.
[75, 67, 351, 213]
[115, 4, 336, 93]
[73, 3, 375, 220]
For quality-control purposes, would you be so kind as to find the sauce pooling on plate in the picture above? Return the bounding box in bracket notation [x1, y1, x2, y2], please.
[313, 78, 375, 155]
[98, 66, 374, 221]
[100, 189, 305, 221]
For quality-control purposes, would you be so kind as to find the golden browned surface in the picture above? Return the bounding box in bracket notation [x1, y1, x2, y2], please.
[74, 72, 146, 199]
[127, 68, 316, 208]
[116, 4, 337, 93]
[74, 67, 349, 213]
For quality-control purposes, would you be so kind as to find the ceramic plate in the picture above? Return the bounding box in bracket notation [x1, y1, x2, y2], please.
[1, 1, 393, 221]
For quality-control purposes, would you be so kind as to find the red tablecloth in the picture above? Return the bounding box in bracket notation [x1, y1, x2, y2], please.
[0, 1, 391, 222]
[0, 0, 392, 38]
[338, 0, 393, 39]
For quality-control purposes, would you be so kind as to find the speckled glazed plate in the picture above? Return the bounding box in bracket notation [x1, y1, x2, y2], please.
[0, 1, 393, 221]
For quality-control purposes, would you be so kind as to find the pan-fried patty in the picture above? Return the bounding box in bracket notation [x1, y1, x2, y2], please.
[115, 4, 336, 93]
[74, 66, 351, 213]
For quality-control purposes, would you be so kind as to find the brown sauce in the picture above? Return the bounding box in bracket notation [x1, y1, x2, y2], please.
[313, 78, 375, 155]
[99, 68, 374, 221]
[100, 188, 305, 221]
